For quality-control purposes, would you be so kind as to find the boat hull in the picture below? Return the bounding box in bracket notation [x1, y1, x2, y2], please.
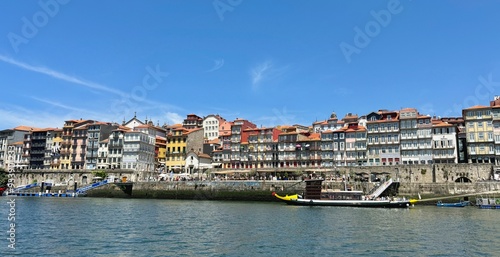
[273, 193, 410, 208]
[436, 201, 469, 207]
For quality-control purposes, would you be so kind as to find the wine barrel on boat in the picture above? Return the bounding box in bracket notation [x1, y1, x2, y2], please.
[304, 179, 323, 199]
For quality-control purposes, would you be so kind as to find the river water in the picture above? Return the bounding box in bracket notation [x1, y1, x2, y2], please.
[1, 197, 499, 256]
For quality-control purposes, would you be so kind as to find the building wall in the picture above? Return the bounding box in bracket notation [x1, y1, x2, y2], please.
[464, 107, 494, 163]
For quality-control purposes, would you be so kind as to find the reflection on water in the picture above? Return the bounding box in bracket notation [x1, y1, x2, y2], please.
[1, 197, 499, 256]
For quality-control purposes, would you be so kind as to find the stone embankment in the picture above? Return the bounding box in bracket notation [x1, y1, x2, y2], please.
[87, 180, 500, 203]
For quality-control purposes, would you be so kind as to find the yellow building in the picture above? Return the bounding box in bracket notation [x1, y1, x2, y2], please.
[156, 136, 167, 171]
[463, 105, 494, 163]
[50, 128, 63, 169]
[166, 127, 188, 171]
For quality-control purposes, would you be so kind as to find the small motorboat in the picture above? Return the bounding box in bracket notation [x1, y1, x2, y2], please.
[436, 200, 470, 207]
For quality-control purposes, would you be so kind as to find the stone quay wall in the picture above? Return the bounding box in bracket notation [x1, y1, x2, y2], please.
[9, 164, 500, 201]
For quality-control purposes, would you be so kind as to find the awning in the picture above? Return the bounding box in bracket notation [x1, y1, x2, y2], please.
[211, 170, 252, 175]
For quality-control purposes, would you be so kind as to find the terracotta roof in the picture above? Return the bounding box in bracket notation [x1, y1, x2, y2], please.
[100, 139, 109, 143]
[206, 138, 220, 144]
[198, 153, 212, 159]
[279, 132, 299, 135]
[11, 141, 23, 146]
[432, 121, 453, 128]
[463, 105, 489, 110]
[313, 120, 327, 125]
[13, 125, 37, 131]
[185, 128, 203, 134]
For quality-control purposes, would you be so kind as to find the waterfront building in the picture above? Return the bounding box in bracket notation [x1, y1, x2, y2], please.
[71, 124, 89, 169]
[47, 128, 63, 169]
[107, 127, 130, 169]
[229, 119, 256, 169]
[296, 133, 321, 168]
[85, 122, 121, 170]
[220, 131, 232, 169]
[27, 128, 47, 169]
[25, 127, 62, 170]
[97, 139, 109, 170]
[60, 119, 94, 170]
[440, 117, 467, 163]
[399, 108, 420, 164]
[133, 121, 167, 172]
[315, 112, 345, 167]
[432, 120, 458, 163]
[156, 136, 167, 172]
[185, 150, 212, 176]
[123, 130, 155, 181]
[245, 127, 281, 169]
[186, 128, 204, 155]
[166, 126, 188, 171]
[203, 114, 226, 141]
[320, 130, 334, 168]
[463, 105, 495, 163]
[7, 141, 28, 171]
[0, 126, 34, 170]
[417, 115, 433, 164]
[277, 130, 300, 168]
[366, 110, 401, 166]
[490, 98, 500, 165]
[343, 123, 367, 166]
[332, 128, 346, 166]
[183, 114, 203, 129]
[312, 112, 345, 133]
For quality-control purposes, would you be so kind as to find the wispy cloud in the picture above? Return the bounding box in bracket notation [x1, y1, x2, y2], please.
[165, 112, 184, 124]
[250, 60, 290, 90]
[251, 61, 273, 87]
[31, 96, 106, 117]
[205, 58, 225, 72]
[0, 54, 127, 97]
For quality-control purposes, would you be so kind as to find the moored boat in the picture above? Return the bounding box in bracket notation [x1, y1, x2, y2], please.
[436, 200, 469, 207]
[272, 179, 413, 208]
[476, 197, 500, 209]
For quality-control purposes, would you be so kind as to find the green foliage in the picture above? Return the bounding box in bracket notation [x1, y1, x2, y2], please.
[421, 169, 427, 175]
[92, 170, 107, 180]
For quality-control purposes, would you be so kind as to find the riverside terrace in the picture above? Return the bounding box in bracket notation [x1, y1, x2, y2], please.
[8, 163, 500, 186]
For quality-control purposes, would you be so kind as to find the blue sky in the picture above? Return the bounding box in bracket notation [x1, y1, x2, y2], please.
[1, 0, 500, 129]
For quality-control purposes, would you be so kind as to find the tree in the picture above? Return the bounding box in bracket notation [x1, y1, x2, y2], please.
[92, 170, 107, 180]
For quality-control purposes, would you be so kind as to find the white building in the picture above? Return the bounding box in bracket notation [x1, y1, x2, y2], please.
[432, 121, 458, 163]
[184, 151, 212, 176]
[97, 139, 109, 169]
[203, 114, 225, 141]
[123, 131, 155, 181]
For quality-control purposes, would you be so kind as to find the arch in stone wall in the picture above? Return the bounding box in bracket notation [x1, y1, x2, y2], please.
[454, 177, 471, 183]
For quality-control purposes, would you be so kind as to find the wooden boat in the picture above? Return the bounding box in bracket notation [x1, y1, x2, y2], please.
[476, 197, 500, 209]
[272, 179, 413, 208]
[436, 200, 469, 207]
